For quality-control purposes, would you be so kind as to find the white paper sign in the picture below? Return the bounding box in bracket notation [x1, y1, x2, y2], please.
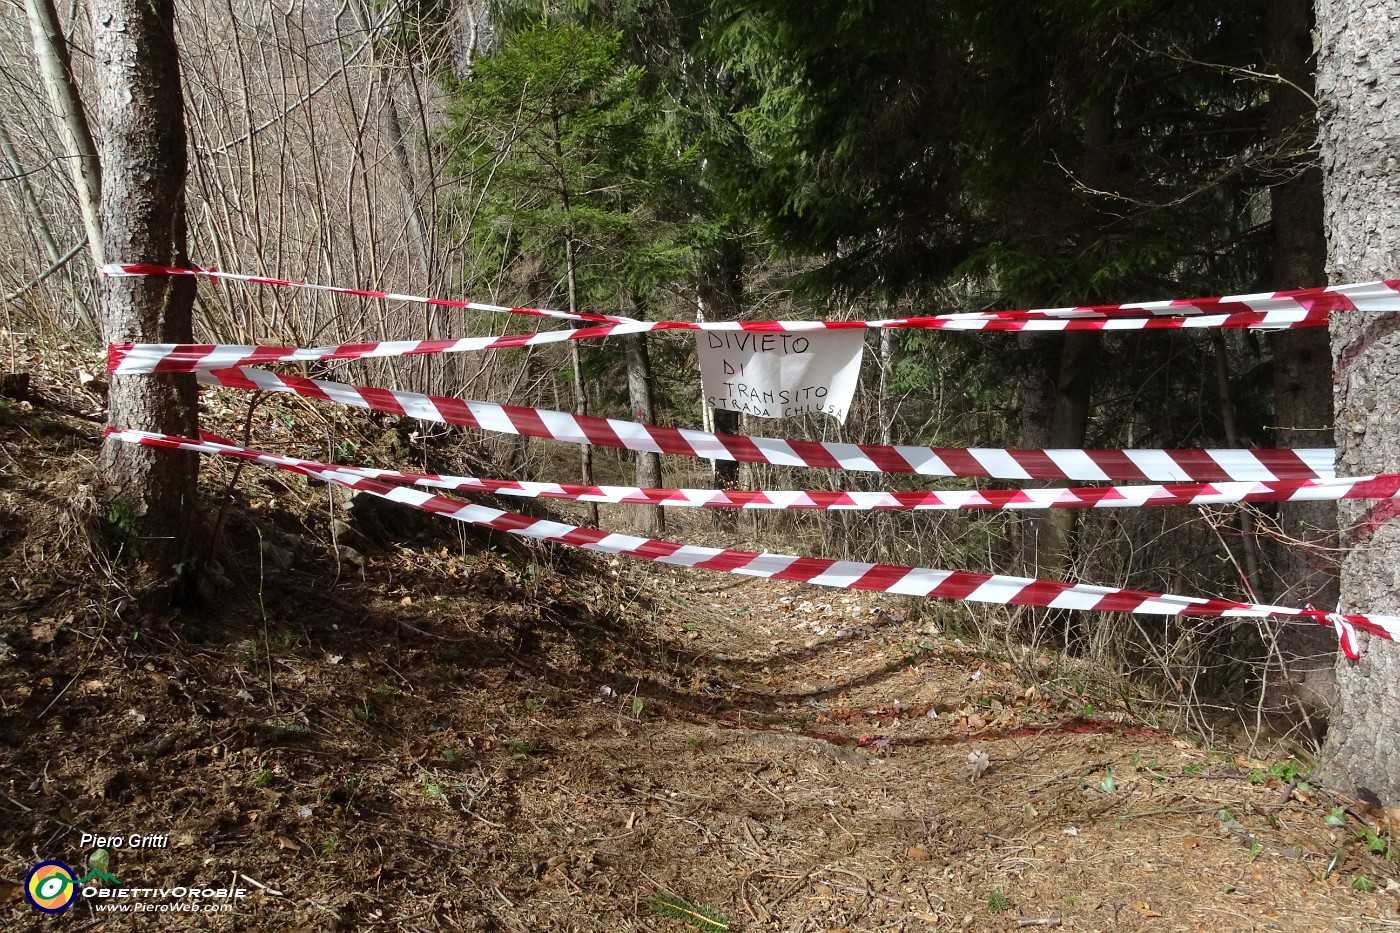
[697, 329, 866, 422]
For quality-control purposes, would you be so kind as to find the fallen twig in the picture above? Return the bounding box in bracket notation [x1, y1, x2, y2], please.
[406, 833, 465, 853]
[237, 872, 284, 897]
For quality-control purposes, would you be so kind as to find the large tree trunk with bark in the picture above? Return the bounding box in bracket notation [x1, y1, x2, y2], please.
[94, 0, 201, 598]
[1315, 0, 1400, 801]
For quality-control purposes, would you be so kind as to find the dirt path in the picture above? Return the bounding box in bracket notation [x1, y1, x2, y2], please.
[3, 399, 1399, 931]
[577, 572, 1400, 933]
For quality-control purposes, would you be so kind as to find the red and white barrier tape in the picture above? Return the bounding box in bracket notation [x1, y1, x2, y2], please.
[107, 276, 1400, 372]
[103, 263, 1400, 333]
[109, 282, 1400, 372]
[101, 263, 636, 325]
[112, 307, 1334, 375]
[190, 366, 1336, 483]
[108, 322, 666, 374]
[104, 304, 1367, 374]
[1331, 612, 1362, 660]
[104, 427, 1400, 658]
[109, 428, 1396, 511]
[105, 298, 1339, 373]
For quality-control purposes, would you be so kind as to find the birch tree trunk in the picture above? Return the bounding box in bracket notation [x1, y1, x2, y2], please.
[93, 0, 201, 598]
[26, 0, 103, 267]
[1315, 0, 1400, 800]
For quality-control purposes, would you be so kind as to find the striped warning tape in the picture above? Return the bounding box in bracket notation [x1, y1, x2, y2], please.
[105, 298, 1340, 374]
[190, 366, 1336, 483]
[108, 428, 1394, 511]
[101, 263, 636, 325]
[103, 264, 1400, 334]
[104, 304, 1361, 375]
[107, 281, 1400, 373]
[104, 427, 1400, 658]
[109, 305, 1332, 376]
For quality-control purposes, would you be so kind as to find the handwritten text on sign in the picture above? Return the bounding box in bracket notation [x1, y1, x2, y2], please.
[697, 329, 865, 422]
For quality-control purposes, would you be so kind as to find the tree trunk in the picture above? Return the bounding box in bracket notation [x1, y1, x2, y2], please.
[552, 112, 597, 528]
[876, 328, 895, 447]
[1017, 331, 1055, 572]
[561, 236, 596, 529]
[378, 74, 433, 280]
[1211, 332, 1263, 599]
[27, 0, 104, 267]
[1264, 0, 1338, 729]
[567, 311, 597, 530]
[93, 0, 201, 598]
[1034, 330, 1097, 577]
[1025, 97, 1111, 581]
[1269, 0, 1335, 591]
[622, 291, 663, 535]
[1270, 326, 1334, 605]
[699, 239, 745, 532]
[1315, 0, 1400, 801]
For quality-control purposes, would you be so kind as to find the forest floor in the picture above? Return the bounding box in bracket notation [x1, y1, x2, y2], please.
[3, 354, 1400, 932]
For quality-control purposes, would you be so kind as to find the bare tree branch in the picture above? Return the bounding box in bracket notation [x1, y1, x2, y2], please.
[0, 117, 93, 328]
[199, 0, 397, 155]
[2, 234, 84, 301]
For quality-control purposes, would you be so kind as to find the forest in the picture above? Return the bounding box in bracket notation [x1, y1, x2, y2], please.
[3, 0, 1400, 928]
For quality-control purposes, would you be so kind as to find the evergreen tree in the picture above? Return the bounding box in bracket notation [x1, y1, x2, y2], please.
[703, 0, 1283, 584]
[445, 17, 694, 531]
